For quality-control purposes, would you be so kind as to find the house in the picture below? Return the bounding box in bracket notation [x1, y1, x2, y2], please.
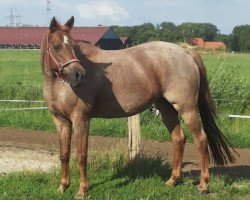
[119, 36, 133, 48]
[189, 37, 226, 50]
[189, 38, 205, 46]
[0, 26, 124, 50]
[204, 41, 226, 50]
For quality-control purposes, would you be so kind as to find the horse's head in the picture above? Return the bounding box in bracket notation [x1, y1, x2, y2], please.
[45, 16, 86, 87]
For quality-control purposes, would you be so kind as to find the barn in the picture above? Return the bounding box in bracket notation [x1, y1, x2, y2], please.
[0, 26, 125, 50]
[189, 37, 226, 50]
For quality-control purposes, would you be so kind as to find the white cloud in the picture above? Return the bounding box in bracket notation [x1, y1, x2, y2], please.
[144, 0, 190, 7]
[77, 1, 129, 22]
[0, 0, 44, 6]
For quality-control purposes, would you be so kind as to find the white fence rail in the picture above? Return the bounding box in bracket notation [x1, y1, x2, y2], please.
[0, 100, 45, 103]
[228, 114, 250, 119]
[0, 99, 249, 119]
[0, 107, 48, 111]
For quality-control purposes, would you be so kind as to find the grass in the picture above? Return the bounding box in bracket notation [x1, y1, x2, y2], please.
[0, 50, 249, 148]
[203, 53, 250, 86]
[0, 150, 249, 200]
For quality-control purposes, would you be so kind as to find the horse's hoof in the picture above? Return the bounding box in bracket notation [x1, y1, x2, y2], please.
[57, 183, 69, 194]
[165, 180, 175, 187]
[74, 192, 86, 200]
[197, 185, 209, 194]
[57, 186, 64, 194]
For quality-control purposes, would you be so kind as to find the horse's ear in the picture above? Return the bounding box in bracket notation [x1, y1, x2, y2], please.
[50, 17, 58, 32]
[64, 16, 74, 31]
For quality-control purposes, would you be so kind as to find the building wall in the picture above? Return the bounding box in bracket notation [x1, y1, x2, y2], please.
[97, 39, 124, 50]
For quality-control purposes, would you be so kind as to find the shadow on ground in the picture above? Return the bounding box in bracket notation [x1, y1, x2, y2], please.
[90, 156, 250, 190]
[89, 155, 171, 190]
[183, 162, 250, 179]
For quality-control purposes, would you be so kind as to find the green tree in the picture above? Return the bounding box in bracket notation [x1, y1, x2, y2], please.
[111, 23, 159, 45]
[232, 25, 250, 52]
[177, 22, 218, 42]
[133, 23, 159, 44]
[178, 22, 198, 42]
[158, 22, 181, 42]
[230, 35, 240, 52]
[215, 34, 232, 51]
[199, 23, 218, 41]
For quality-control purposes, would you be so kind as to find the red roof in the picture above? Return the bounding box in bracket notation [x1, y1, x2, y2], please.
[71, 27, 110, 44]
[0, 26, 110, 45]
[189, 38, 205, 46]
[120, 36, 128, 44]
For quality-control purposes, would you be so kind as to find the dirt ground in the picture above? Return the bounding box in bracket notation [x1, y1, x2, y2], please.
[0, 128, 249, 178]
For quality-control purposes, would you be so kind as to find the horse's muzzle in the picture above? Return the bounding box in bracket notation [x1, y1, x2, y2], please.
[71, 68, 86, 87]
[62, 64, 86, 87]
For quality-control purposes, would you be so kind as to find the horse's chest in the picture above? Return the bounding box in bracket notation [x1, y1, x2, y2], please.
[44, 84, 78, 117]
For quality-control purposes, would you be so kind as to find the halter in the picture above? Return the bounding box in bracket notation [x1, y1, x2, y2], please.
[46, 32, 80, 78]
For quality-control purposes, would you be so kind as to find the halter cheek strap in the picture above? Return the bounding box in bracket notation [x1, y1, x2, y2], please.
[46, 32, 80, 78]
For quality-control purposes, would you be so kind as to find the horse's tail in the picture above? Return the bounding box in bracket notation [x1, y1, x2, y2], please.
[190, 50, 237, 166]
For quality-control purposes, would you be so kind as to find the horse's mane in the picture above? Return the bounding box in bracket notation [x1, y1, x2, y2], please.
[74, 40, 100, 61]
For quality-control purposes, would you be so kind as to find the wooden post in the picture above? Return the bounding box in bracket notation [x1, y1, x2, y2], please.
[127, 114, 141, 161]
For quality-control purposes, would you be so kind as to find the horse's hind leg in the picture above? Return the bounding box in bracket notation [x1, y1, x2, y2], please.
[155, 98, 186, 186]
[53, 116, 72, 193]
[180, 108, 209, 193]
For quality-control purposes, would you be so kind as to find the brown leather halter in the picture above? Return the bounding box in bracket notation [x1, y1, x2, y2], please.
[46, 32, 80, 78]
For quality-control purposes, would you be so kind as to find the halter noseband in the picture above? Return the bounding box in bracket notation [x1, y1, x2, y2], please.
[46, 32, 80, 78]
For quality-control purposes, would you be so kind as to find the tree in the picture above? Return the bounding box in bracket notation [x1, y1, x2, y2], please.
[232, 25, 250, 52]
[177, 22, 219, 42]
[215, 34, 232, 51]
[199, 23, 218, 41]
[178, 22, 198, 42]
[230, 35, 240, 52]
[111, 23, 159, 45]
[133, 23, 159, 44]
[158, 22, 181, 42]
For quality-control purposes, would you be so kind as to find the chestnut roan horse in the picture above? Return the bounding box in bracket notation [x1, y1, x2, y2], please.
[41, 17, 236, 199]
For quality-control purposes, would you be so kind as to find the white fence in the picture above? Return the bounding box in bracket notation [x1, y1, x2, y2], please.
[0, 99, 249, 118]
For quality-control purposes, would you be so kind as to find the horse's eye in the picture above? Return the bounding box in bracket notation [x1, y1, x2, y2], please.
[53, 44, 62, 52]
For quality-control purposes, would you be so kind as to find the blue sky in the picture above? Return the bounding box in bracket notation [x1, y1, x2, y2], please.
[0, 0, 249, 34]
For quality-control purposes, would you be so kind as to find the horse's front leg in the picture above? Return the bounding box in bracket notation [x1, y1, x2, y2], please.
[73, 115, 90, 200]
[53, 115, 72, 193]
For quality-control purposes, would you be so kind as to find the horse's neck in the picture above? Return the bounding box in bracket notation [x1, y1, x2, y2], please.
[75, 42, 100, 60]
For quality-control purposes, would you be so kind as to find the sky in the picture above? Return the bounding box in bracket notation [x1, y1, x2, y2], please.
[0, 0, 249, 34]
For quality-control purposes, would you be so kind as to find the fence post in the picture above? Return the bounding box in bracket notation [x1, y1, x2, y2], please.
[127, 114, 141, 161]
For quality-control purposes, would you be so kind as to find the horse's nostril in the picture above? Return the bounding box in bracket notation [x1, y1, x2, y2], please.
[76, 71, 80, 79]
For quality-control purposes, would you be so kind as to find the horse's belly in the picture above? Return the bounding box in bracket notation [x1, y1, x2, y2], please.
[91, 103, 152, 118]
[91, 91, 156, 118]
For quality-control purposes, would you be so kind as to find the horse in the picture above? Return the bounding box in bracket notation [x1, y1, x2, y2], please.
[41, 16, 236, 199]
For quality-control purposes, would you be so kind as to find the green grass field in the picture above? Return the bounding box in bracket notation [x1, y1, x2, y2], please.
[0, 50, 249, 147]
[0, 150, 249, 200]
[203, 53, 250, 86]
